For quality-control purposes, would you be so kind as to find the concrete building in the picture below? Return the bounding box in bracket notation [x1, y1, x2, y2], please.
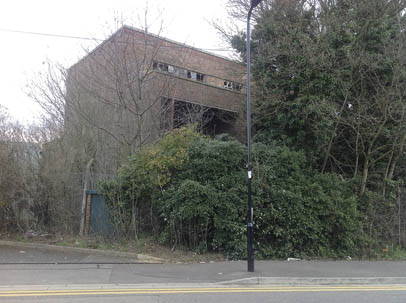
[65, 26, 246, 173]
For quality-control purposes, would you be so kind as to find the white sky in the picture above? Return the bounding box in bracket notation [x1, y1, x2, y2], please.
[0, 0, 237, 124]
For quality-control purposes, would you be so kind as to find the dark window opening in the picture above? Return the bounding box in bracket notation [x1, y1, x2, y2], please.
[172, 100, 237, 136]
[158, 63, 168, 72]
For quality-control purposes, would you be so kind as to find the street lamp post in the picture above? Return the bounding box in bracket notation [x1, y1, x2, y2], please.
[246, 0, 261, 273]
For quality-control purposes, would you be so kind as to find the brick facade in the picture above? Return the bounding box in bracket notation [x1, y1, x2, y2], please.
[65, 26, 246, 173]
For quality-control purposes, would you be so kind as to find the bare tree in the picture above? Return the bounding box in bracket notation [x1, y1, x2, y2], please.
[210, 0, 273, 52]
[25, 17, 202, 237]
[0, 108, 42, 233]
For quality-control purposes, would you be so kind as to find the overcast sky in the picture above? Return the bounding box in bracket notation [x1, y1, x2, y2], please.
[0, 0, 238, 124]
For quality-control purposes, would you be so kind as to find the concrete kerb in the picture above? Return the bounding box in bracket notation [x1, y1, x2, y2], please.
[219, 276, 406, 286]
[0, 240, 165, 263]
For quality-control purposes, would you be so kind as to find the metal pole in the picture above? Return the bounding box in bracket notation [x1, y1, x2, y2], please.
[246, 6, 254, 273]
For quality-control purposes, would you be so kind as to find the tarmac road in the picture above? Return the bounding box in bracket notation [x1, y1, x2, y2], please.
[1, 285, 406, 303]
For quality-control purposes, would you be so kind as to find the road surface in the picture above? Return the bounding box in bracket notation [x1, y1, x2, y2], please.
[1, 285, 406, 302]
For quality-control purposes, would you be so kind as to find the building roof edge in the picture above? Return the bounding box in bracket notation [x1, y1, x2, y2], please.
[68, 25, 244, 71]
[121, 25, 243, 65]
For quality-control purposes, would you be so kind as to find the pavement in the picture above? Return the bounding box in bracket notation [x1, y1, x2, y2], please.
[2, 240, 406, 288]
[0, 240, 163, 263]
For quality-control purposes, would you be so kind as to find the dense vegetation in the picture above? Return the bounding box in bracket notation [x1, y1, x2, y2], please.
[100, 127, 360, 259]
[100, 0, 406, 258]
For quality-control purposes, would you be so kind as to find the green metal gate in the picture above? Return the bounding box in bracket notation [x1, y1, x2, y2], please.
[86, 190, 114, 237]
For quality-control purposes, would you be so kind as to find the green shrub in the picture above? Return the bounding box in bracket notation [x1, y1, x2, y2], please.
[99, 126, 201, 238]
[101, 128, 363, 259]
[252, 143, 361, 258]
[157, 135, 247, 257]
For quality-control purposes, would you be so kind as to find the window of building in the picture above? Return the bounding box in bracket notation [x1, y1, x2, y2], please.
[168, 65, 179, 76]
[224, 80, 243, 92]
[158, 63, 168, 72]
[180, 68, 187, 78]
[191, 71, 197, 81]
[153, 60, 243, 92]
